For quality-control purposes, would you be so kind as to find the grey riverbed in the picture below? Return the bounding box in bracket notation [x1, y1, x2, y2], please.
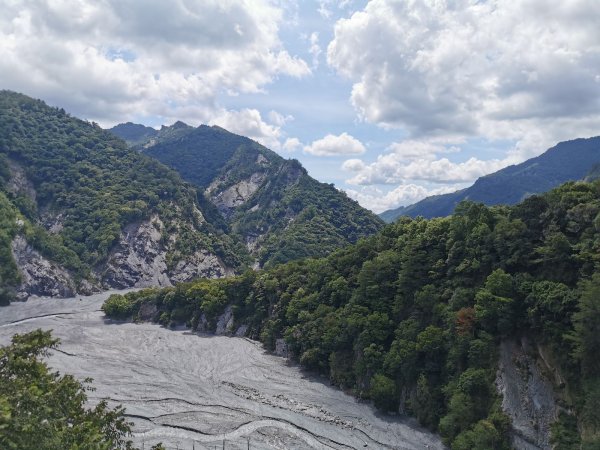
[0, 291, 444, 450]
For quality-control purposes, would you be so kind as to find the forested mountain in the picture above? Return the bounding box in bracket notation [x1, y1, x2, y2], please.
[105, 179, 600, 449]
[0, 91, 244, 303]
[381, 136, 600, 222]
[110, 121, 384, 268]
[108, 122, 158, 146]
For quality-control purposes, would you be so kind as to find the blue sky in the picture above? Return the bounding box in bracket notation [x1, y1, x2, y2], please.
[2, 0, 599, 212]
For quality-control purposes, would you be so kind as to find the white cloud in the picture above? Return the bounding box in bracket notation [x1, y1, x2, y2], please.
[282, 137, 302, 152]
[304, 132, 366, 156]
[309, 32, 322, 68]
[342, 138, 513, 186]
[210, 108, 303, 155]
[341, 158, 366, 171]
[345, 184, 461, 214]
[327, 0, 600, 158]
[268, 110, 293, 127]
[317, 1, 333, 19]
[210, 109, 274, 150]
[0, 0, 310, 125]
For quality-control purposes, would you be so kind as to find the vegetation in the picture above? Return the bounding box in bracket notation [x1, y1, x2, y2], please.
[105, 180, 600, 448]
[0, 91, 247, 302]
[381, 136, 600, 221]
[112, 121, 384, 266]
[0, 329, 167, 449]
[138, 123, 259, 189]
[0, 192, 21, 304]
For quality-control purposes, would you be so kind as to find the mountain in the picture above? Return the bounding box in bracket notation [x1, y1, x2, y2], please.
[108, 122, 158, 146]
[105, 178, 600, 449]
[109, 122, 384, 268]
[381, 136, 600, 222]
[0, 91, 243, 303]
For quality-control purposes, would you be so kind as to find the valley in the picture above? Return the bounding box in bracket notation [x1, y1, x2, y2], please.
[0, 291, 443, 450]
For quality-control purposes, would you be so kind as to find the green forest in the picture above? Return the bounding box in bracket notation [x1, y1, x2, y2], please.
[0, 91, 246, 301]
[112, 119, 384, 267]
[104, 180, 600, 449]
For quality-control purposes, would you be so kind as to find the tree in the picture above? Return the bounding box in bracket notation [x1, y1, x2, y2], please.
[370, 373, 397, 412]
[571, 274, 600, 377]
[0, 329, 135, 449]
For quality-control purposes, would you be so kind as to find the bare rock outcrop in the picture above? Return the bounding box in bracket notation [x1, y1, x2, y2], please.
[496, 337, 558, 450]
[215, 305, 234, 335]
[209, 172, 266, 217]
[169, 250, 233, 283]
[102, 215, 231, 290]
[11, 235, 76, 301]
[102, 216, 171, 289]
[6, 160, 36, 201]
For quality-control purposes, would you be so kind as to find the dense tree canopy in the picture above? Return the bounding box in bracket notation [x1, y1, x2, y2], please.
[0, 91, 246, 302]
[105, 179, 600, 448]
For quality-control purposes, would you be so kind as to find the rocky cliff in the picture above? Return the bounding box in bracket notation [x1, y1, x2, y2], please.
[496, 337, 558, 450]
[0, 91, 238, 303]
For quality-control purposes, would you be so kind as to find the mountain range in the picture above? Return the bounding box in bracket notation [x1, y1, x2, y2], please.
[380, 136, 600, 222]
[0, 91, 382, 303]
[109, 121, 383, 268]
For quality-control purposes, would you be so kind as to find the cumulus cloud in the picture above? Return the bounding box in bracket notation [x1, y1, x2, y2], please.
[342, 138, 513, 186]
[209, 108, 284, 152]
[304, 132, 366, 156]
[345, 184, 460, 214]
[327, 0, 600, 150]
[0, 0, 310, 125]
[341, 158, 366, 171]
[308, 32, 322, 68]
[282, 137, 302, 152]
[328, 0, 600, 212]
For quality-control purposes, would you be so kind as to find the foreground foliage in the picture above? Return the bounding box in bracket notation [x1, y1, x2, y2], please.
[106, 180, 600, 448]
[0, 330, 136, 449]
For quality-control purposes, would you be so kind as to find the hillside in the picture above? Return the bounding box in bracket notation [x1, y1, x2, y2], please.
[106, 179, 600, 449]
[107, 122, 158, 146]
[0, 91, 243, 303]
[110, 122, 384, 267]
[381, 136, 600, 221]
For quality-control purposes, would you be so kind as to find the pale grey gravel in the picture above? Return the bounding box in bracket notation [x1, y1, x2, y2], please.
[0, 291, 445, 450]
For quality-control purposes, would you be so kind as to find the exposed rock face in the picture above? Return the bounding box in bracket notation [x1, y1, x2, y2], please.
[138, 302, 158, 321]
[170, 250, 233, 283]
[41, 211, 64, 234]
[6, 160, 36, 201]
[102, 216, 171, 289]
[275, 338, 289, 358]
[102, 214, 231, 290]
[215, 305, 234, 335]
[209, 172, 266, 217]
[496, 337, 558, 450]
[11, 235, 76, 301]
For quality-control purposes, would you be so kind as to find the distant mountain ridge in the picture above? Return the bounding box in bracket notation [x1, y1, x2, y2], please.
[380, 136, 600, 222]
[109, 121, 384, 268]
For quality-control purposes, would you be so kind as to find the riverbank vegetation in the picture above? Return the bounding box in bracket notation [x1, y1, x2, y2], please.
[104, 179, 600, 448]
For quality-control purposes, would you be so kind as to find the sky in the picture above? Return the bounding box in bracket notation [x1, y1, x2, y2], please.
[1, 0, 599, 213]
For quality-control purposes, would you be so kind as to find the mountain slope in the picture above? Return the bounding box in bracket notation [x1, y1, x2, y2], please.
[110, 122, 384, 267]
[381, 136, 600, 221]
[108, 122, 158, 146]
[106, 179, 600, 449]
[0, 91, 242, 302]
